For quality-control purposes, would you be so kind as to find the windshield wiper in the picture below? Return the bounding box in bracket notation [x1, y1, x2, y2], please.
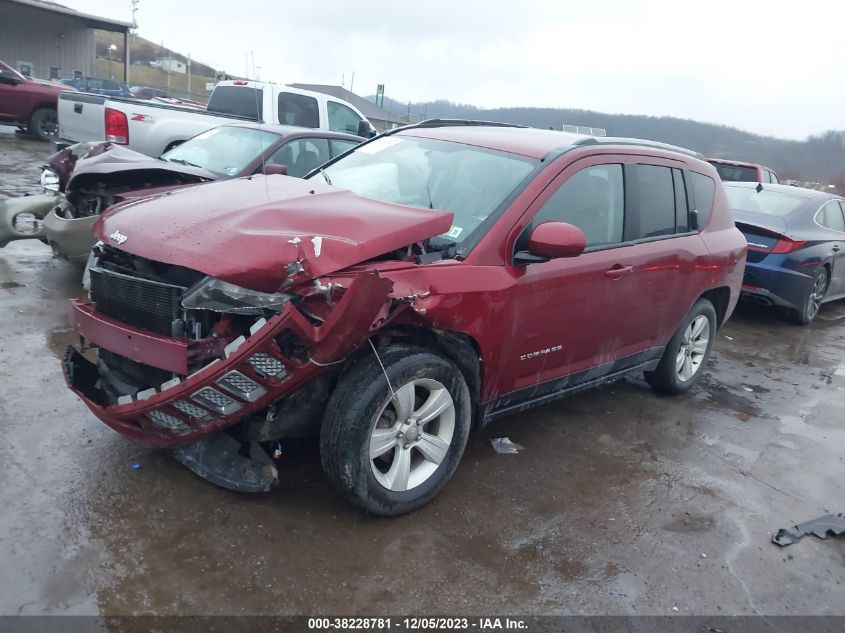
[167, 158, 204, 169]
[320, 167, 332, 185]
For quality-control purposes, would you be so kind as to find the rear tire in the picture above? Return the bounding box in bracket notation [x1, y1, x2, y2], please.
[645, 299, 717, 395]
[787, 268, 828, 325]
[320, 345, 471, 516]
[29, 108, 58, 142]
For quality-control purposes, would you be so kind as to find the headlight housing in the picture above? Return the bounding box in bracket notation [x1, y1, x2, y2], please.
[182, 277, 295, 315]
[40, 168, 60, 194]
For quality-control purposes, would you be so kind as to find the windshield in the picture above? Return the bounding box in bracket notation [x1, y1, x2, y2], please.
[724, 185, 807, 216]
[161, 126, 278, 177]
[0, 60, 25, 81]
[311, 135, 537, 245]
[713, 163, 759, 182]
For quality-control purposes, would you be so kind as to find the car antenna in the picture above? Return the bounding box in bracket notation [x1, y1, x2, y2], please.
[251, 52, 270, 203]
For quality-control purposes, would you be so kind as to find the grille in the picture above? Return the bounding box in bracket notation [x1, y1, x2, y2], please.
[90, 266, 184, 336]
[172, 400, 212, 420]
[191, 387, 241, 415]
[248, 352, 287, 379]
[147, 410, 188, 430]
[217, 370, 266, 402]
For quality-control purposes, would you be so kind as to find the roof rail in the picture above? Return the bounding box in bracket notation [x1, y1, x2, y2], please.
[412, 118, 528, 129]
[573, 136, 705, 160]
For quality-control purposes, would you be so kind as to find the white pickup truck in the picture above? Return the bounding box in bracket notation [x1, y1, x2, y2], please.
[58, 80, 376, 157]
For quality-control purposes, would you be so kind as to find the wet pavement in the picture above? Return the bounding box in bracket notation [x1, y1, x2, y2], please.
[0, 129, 843, 616]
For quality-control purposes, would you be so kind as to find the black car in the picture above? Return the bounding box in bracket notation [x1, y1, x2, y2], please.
[725, 182, 845, 324]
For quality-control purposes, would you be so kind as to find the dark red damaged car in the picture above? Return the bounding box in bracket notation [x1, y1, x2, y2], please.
[63, 120, 746, 515]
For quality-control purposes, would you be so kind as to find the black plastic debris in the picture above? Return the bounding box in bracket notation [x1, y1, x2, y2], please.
[171, 433, 278, 493]
[772, 513, 845, 546]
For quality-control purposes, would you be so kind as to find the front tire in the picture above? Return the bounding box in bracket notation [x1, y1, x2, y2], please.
[645, 299, 716, 395]
[320, 346, 471, 516]
[788, 268, 828, 325]
[29, 108, 58, 142]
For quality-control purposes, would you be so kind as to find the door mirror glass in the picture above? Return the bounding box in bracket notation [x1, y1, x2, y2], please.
[263, 164, 287, 176]
[525, 221, 586, 261]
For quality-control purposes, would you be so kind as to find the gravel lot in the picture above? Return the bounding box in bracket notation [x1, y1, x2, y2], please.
[0, 128, 843, 616]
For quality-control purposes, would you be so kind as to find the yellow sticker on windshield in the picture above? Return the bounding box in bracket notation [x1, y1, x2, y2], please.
[446, 226, 463, 239]
[356, 137, 403, 155]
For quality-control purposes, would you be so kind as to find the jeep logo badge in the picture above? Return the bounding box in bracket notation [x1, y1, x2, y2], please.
[109, 230, 128, 245]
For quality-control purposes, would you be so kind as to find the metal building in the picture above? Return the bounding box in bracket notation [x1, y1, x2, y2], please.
[0, 0, 131, 82]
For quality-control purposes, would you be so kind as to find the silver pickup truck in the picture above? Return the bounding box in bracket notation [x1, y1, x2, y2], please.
[58, 80, 375, 157]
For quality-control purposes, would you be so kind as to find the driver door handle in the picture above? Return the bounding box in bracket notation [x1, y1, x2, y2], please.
[605, 264, 634, 279]
[833, 244, 841, 252]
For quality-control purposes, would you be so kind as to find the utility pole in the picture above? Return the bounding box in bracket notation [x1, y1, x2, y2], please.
[187, 53, 191, 96]
[350, 71, 355, 93]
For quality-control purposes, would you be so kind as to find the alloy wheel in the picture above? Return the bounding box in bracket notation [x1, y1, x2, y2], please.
[369, 378, 455, 492]
[675, 315, 710, 382]
[806, 271, 827, 320]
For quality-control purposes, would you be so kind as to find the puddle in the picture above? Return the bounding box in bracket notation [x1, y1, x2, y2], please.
[47, 327, 77, 358]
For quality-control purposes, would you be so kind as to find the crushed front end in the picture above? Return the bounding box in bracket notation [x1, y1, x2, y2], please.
[63, 244, 395, 461]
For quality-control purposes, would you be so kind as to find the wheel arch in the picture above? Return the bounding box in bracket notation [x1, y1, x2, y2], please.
[366, 325, 482, 405]
[699, 286, 731, 329]
[29, 102, 57, 122]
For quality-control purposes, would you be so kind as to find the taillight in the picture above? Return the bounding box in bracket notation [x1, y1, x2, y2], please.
[233, 80, 248, 85]
[771, 237, 806, 253]
[104, 107, 128, 144]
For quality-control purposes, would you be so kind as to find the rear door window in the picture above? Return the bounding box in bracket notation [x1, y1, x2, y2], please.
[207, 86, 263, 119]
[532, 164, 625, 248]
[817, 201, 845, 232]
[633, 164, 676, 238]
[268, 138, 330, 177]
[770, 171, 780, 184]
[690, 172, 716, 229]
[328, 101, 364, 135]
[278, 92, 319, 128]
[761, 170, 771, 183]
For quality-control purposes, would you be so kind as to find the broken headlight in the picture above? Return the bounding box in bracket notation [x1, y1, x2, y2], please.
[40, 168, 60, 194]
[182, 277, 294, 315]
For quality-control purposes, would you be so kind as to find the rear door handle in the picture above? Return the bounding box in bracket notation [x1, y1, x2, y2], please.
[605, 264, 634, 279]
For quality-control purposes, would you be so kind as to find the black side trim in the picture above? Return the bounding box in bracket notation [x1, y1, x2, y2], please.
[481, 347, 664, 425]
[59, 92, 105, 105]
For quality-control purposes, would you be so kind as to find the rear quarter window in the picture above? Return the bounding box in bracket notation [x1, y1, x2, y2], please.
[207, 86, 263, 120]
[691, 172, 716, 229]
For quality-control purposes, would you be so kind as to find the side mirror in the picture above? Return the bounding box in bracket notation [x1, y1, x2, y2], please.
[514, 221, 586, 264]
[357, 120, 377, 138]
[263, 164, 287, 176]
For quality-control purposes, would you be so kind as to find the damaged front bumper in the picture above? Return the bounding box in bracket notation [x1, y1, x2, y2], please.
[0, 194, 54, 247]
[63, 271, 395, 449]
[43, 208, 97, 264]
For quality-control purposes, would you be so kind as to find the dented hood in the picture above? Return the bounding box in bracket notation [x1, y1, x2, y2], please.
[96, 175, 454, 292]
[54, 142, 216, 191]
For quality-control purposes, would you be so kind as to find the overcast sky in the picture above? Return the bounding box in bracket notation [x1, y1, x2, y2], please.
[68, 0, 844, 140]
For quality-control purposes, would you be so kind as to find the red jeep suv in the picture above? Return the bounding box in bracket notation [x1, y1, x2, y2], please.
[63, 120, 746, 515]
